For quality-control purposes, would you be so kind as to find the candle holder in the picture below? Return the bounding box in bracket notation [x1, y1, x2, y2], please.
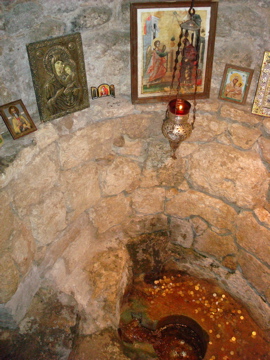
[162, 99, 192, 159]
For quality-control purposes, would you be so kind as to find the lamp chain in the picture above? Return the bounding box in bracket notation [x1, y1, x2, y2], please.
[170, 0, 199, 123]
[191, 26, 200, 129]
[170, 30, 183, 93]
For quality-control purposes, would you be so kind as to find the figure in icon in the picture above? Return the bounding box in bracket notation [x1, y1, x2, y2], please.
[9, 105, 32, 134]
[99, 85, 109, 97]
[43, 48, 83, 115]
[62, 59, 82, 105]
[224, 74, 243, 101]
[146, 40, 168, 84]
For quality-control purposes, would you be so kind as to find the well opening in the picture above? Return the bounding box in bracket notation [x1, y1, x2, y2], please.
[119, 313, 208, 360]
[118, 233, 269, 360]
[154, 315, 209, 360]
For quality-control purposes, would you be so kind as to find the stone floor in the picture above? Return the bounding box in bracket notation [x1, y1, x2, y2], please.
[0, 284, 128, 360]
[0, 286, 78, 360]
[0, 327, 128, 360]
[68, 329, 129, 360]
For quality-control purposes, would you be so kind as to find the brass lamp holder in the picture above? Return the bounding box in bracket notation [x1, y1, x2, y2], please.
[162, 99, 192, 160]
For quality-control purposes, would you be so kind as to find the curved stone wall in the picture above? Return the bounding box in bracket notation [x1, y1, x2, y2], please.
[1, 99, 270, 333]
[0, 0, 270, 334]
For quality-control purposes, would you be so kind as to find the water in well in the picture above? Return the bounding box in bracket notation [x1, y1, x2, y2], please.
[118, 271, 269, 360]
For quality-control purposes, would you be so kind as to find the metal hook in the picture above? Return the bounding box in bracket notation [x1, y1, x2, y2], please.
[188, 0, 196, 17]
[189, 8, 195, 16]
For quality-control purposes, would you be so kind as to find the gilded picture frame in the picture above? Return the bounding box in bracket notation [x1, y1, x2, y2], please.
[27, 32, 90, 122]
[130, 1, 218, 104]
[252, 51, 270, 117]
[0, 99, 37, 140]
[219, 64, 254, 105]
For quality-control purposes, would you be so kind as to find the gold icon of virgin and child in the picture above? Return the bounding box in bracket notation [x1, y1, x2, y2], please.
[27, 33, 90, 122]
[43, 46, 83, 115]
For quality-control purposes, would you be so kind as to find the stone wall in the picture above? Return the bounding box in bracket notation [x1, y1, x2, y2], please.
[0, 0, 270, 334]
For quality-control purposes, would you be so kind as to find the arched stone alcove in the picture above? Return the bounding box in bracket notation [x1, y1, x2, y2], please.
[1, 105, 269, 338]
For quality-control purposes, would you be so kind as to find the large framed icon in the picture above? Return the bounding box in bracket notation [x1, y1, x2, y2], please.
[130, 1, 218, 104]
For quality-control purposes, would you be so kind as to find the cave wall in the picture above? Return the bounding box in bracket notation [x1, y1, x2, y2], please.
[0, 0, 269, 333]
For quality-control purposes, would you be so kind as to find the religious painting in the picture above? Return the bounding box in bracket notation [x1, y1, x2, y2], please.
[219, 64, 254, 105]
[252, 51, 270, 117]
[130, 1, 218, 104]
[91, 84, 116, 99]
[0, 99, 37, 140]
[27, 32, 90, 122]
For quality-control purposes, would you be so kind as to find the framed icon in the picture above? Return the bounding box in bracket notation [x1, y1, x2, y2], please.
[252, 51, 270, 117]
[91, 84, 115, 99]
[27, 32, 90, 122]
[0, 99, 37, 139]
[219, 64, 254, 105]
[130, 1, 218, 104]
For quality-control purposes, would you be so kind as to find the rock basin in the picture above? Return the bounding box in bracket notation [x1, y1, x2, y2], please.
[118, 271, 269, 360]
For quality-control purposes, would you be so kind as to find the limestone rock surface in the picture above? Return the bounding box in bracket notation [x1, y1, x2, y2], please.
[187, 143, 269, 208]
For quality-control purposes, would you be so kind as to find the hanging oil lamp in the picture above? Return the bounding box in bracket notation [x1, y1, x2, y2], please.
[162, 0, 200, 159]
[162, 98, 192, 159]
